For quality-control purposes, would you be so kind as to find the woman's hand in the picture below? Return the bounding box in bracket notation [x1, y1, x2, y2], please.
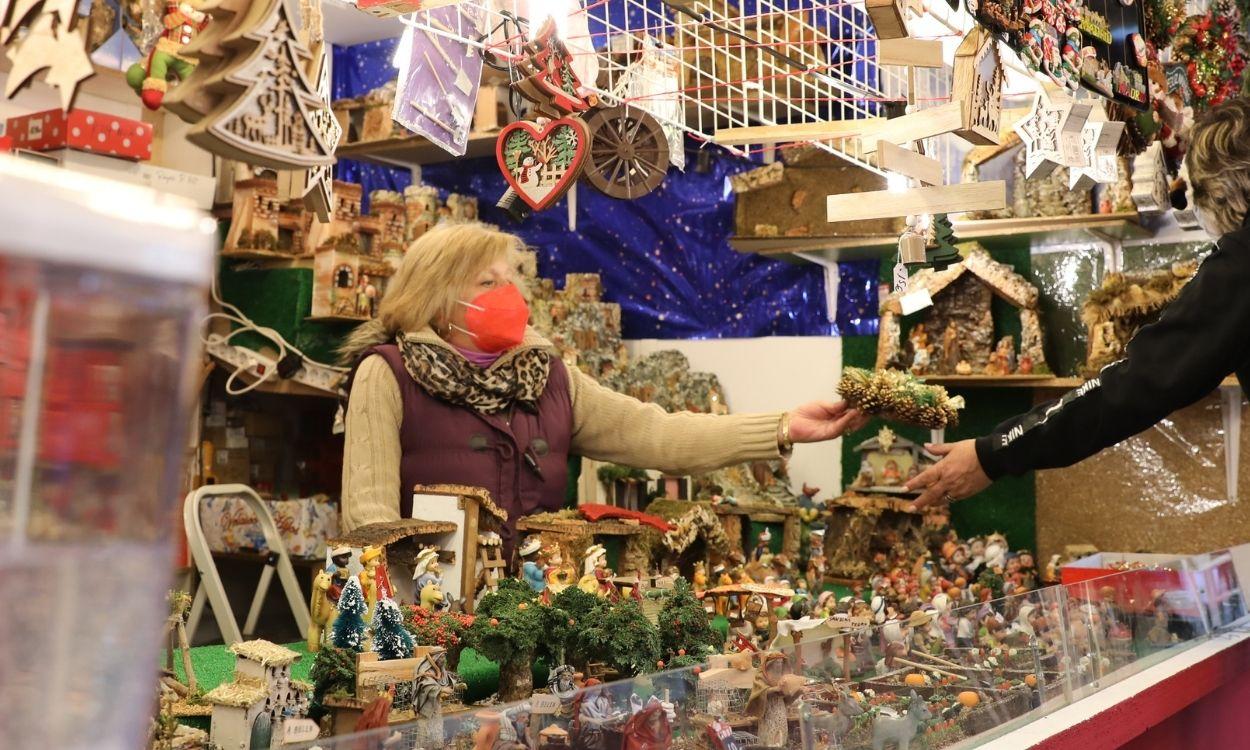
[905, 440, 992, 509]
[787, 401, 870, 443]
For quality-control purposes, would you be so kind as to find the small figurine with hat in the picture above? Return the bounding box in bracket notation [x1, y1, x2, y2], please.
[413, 547, 448, 611]
[752, 528, 773, 562]
[578, 544, 617, 599]
[806, 526, 827, 594]
[308, 544, 353, 651]
[519, 536, 547, 594]
[358, 545, 392, 623]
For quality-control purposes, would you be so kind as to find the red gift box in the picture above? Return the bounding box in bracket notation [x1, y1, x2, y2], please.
[5, 109, 152, 161]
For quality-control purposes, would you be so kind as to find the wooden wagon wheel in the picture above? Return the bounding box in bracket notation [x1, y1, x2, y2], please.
[583, 105, 670, 199]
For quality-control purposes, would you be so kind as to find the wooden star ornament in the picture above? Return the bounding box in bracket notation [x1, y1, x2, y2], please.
[1013, 89, 1069, 179]
[1069, 105, 1125, 190]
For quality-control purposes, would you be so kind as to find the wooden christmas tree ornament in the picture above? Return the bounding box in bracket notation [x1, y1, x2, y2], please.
[950, 27, 1004, 146]
[496, 117, 590, 211]
[187, 0, 335, 170]
[1069, 104, 1125, 191]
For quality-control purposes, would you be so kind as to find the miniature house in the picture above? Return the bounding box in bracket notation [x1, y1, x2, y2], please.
[311, 183, 394, 321]
[369, 189, 408, 269]
[850, 427, 936, 492]
[876, 246, 1049, 377]
[404, 184, 441, 242]
[223, 179, 283, 258]
[1081, 261, 1196, 375]
[204, 640, 309, 750]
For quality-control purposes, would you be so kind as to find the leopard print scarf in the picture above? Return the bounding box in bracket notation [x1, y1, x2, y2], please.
[396, 335, 550, 414]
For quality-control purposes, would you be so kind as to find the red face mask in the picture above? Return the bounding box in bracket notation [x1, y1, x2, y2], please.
[456, 284, 530, 353]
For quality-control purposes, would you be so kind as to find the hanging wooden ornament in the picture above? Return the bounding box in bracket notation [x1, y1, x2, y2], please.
[187, 0, 334, 170]
[951, 27, 1004, 146]
[1068, 104, 1125, 190]
[1131, 141, 1170, 213]
[303, 41, 341, 221]
[512, 18, 595, 117]
[3, 6, 94, 111]
[583, 106, 670, 200]
[1014, 88, 1077, 179]
[496, 117, 590, 212]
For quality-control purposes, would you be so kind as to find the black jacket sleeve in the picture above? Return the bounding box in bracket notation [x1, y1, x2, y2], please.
[975, 225, 1250, 479]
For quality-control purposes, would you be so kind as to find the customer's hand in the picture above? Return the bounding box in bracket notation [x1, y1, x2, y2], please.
[905, 440, 992, 510]
[788, 401, 870, 443]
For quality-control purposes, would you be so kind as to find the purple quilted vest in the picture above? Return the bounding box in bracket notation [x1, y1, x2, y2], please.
[363, 344, 572, 548]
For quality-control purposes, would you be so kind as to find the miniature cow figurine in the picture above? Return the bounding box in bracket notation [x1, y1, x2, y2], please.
[871, 691, 932, 750]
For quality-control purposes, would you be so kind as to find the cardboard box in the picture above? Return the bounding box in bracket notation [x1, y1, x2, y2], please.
[6, 109, 153, 161]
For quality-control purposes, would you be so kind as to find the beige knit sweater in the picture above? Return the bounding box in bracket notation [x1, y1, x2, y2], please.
[341, 329, 784, 532]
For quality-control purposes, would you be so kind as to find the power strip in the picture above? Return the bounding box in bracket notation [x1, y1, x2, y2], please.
[205, 335, 345, 396]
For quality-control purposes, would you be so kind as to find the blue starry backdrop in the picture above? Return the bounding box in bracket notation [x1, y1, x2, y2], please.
[332, 31, 880, 340]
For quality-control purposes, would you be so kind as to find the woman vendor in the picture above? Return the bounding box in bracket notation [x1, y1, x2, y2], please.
[339, 222, 868, 553]
[906, 97, 1250, 508]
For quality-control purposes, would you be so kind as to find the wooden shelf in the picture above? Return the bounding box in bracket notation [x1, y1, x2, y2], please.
[305, 314, 370, 324]
[921, 375, 1240, 390]
[335, 130, 499, 168]
[729, 213, 1147, 264]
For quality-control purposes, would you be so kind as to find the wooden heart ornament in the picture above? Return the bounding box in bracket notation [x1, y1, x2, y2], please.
[496, 117, 590, 211]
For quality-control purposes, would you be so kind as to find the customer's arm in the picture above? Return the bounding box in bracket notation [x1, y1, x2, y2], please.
[973, 235, 1250, 479]
[568, 366, 863, 475]
[340, 355, 404, 531]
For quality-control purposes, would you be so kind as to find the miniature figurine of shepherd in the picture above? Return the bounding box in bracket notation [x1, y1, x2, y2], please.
[578, 544, 617, 599]
[752, 528, 773, 562]
[413, 547, 448, 611]
[519, 536, 547, 594]
[747, 652, 805, 746]
[358, 545, 392, 623]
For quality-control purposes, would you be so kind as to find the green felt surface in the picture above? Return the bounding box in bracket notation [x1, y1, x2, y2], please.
[839, 245, 1039, 552]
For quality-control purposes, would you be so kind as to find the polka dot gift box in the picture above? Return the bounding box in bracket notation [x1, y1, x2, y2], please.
[5, 108, 153, 161]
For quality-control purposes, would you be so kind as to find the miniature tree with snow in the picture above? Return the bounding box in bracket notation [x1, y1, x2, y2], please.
[332, 577, 368, 652]
[372, 598, 414, 661]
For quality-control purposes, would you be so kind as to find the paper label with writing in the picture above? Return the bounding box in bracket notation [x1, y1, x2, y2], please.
[282, 718, 320, 744]
[529, 693, 561, 714]
[892, 262, 909, 293]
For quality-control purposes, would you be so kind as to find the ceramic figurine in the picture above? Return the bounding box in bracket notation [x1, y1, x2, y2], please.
[622, 696, 673, 750]
[806, 527, 827, 594]
[955, 360, 973, 375]
[520, 536, 547, 594]
[870, 691, 932, 750]
[572, 679, 623, 750]
[797, 483, 823, 523]
[544, 545, 576, 597]
[578, 544, 618, 599]
[692, 562, 709, 597]
[549, 664, 579, 703]
[984, 336, 1016, 376]
[1017, 550, 1038, 590]
[1044, 554, 1063, 584]
[125, 0, 211, 110]
[752, 528, 773, 562]
[307, 545, 353, 651]
[713, 563, 733, 616]
[940, 322, 961, 374]
[413, 547, 448, 611]
[358, 545, 391, 624]
[908, 323, 934, 376]
[984, 533, 1009, 570]
[747, 652, 805, 747]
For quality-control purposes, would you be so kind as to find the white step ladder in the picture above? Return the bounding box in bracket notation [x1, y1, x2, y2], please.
[183, 484, 311, 646]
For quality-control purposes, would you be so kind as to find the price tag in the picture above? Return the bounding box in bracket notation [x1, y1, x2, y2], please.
[282, 718, 320, 744]
[892, 262, 909, 293]
[899, 288, 934, 316]
[530, 693, 561, 714]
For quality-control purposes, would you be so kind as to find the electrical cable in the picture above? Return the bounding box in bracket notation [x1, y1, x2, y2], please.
[202, 270, 349, 397]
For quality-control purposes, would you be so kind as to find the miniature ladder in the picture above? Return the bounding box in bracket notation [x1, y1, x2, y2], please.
[183, 484, 311, 646]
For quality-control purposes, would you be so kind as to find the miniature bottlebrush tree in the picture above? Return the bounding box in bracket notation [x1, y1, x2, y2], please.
[657, 578, 720, 669]
[372, 598, 415, 661]
[332, 577, 368, 652]
[465, 579, 569, 702]
[575, 598, 663, 677]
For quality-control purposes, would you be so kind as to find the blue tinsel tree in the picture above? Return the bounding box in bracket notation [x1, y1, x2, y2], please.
[371, 598, 415, 661]
[331, 577, 368, 652]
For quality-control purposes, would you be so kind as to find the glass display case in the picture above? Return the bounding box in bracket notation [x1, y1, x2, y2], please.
[286, 548, 1248, 750]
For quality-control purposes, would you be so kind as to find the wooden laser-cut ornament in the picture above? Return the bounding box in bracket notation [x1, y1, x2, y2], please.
[187, 0, 334, 170]
[3, 6, 93, 111]
[951, 27, 1004, 146]
[1014, 89, 1079, 179]
[303, 41, 341, 222]
[496, 117, 590, 212]
[1069, 104, 1125, 190]
[1131, 141, 1170, 214]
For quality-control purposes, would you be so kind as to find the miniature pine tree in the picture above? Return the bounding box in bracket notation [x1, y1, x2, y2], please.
[372, 598, 415, 661]
[332, 577, 368, 652]
[927, 214, 963, 271]
[657, 578, 719, 668]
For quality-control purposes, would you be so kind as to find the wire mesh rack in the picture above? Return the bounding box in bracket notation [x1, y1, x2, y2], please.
[400, 0, 960, 176]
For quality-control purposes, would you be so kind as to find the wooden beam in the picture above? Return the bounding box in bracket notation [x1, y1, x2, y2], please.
[878, 38, 945, 68]
[713, 118, 879, 146]
[827, 181, 1006, 222]
[859, 101, 965, 155]
[876, 140, 943, 186]
[865, 0, 908, 40]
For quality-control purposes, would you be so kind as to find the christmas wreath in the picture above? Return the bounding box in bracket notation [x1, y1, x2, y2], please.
[1172, 4, 1248, 109]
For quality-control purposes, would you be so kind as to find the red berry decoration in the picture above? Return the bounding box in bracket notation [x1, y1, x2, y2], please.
[490, 618, 500, 626]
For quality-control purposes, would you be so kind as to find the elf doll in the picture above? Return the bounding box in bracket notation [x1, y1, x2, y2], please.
[125, 1, 211, 110]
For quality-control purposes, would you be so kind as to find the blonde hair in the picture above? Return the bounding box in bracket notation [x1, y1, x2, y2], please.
[1186, 97, 1250, 236]
[339, 222, 524, 363]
